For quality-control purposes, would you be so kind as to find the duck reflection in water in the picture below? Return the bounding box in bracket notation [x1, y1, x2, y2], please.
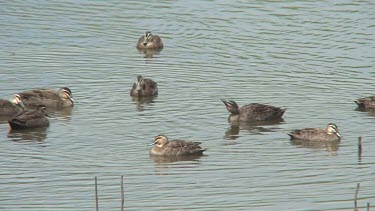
[131, 96, 157, 112]
[150, 154, 205, 175]
[224, 119, 285, 140]
[46, 107, 73, 122]
[7, 127, 48, 142]
[354, 107, 375, 117]
[137, 48, 162, 58]
[290, 139, 340, 155]
[150, 153, 205, 164]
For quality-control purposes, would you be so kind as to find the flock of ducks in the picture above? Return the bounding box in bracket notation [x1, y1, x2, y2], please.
[1, 32, 373, 157]
[0, 87, 74, 130]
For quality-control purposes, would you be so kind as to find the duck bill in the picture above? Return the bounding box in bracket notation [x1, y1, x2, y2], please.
[18, 101, 25, 109]
[136, 82, 141, 91]
[68, 96, 75, 105]
[221, 99, 229, 106]
[335, 132, 342, 140]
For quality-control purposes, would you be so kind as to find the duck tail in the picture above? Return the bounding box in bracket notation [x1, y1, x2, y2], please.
[8, 119, 26, 130]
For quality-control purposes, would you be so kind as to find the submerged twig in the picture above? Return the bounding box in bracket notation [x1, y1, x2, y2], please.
[95, 176, 99, 211]
[367, 202, 370, 211]
[358, 136, 362, 160]
[355, 183, 360, 211]
[121, 175, 124, 211]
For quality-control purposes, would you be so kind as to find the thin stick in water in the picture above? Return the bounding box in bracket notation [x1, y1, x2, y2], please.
[367, 202, 370, 211]
[95, 176, 99, 211]
[355, 183, 360, 211]
[358, 136, 362, 159]
[121, 175, 124, 211]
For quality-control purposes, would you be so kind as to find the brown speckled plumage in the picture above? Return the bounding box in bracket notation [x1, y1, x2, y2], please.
[288, 123, 342, 142]
[354, 96, 375, 109]
[130, 75, 158, 97]
[0, 94, 25, 117]
[136, 31, 163, 49]
[221, 99, 286, 122]
[150, 135, 207, 156]
[8, 106, 50, 130]
[17, 87, 74, 108]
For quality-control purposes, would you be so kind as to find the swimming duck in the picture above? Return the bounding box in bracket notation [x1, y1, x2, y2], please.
[16, 87, 74, 108]
[288, 123, 342, 142]
[130, 75, 158, 97]
[0, 94, 25, 117]
[8, 105, 50, 130]
[150, 135, 207, 156]
[354, 96, 375, 109]
[136, 31, 163, 49]
[221, 99, 286, 122]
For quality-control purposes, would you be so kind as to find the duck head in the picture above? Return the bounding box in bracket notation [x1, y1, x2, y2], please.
[10, 94, 25, 109]
[59, 87, 74, 105]
[142, 31, 153, 46]
[152, 134, 169, 148]
[326, 123, 342, 140]
[221, 99, 240, 115]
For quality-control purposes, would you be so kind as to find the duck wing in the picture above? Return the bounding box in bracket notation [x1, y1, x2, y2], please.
[18, 89, 59, 107]
[8, 107, 49, 129]
[288, 128, 323, 140]
[240, 103, 285, 121]
[167, 140, 206, 156]
[143, 78, 157, 89]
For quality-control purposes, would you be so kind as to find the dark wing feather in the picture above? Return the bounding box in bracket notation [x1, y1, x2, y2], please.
[240, 103, 285, 121]
[143, 78, 157, 89]
[167, 140, 205, 156]
[289, 128, 323, 140]
[8, 107, 49, 129]
[18, 89, 59, 107]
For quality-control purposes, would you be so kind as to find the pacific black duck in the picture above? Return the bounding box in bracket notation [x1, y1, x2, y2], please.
[150, 135, 207, 156]
[136, 31, 163, 49]
[221, 99, 286, 122]
[0, 94, 25, 117]
[130, 75, 158, 97]
[8, 105, 50, 130]
[288, 123, 342, 142]
[16, 87, 74, 108]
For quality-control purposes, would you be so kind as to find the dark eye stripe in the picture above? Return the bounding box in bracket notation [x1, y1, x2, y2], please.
[63, 90, 71, 96]
[329, 125, 338, 132]
[155, 135, 164, 140]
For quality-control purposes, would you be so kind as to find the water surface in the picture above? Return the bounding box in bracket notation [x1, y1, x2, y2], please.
[0, 0, 374, 210]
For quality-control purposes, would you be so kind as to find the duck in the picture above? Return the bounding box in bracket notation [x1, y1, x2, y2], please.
[221, 99, 286, 122]
[0, 94, 25, 117]
[354, 96, 375, 109]
[16, 87, 74, 108]
[130, 75, 158, 97]
[136, 31, 163, 49]
[150, 135, 207, 156]
[8, 105, 50, 130]
[288, 123, 342, 142]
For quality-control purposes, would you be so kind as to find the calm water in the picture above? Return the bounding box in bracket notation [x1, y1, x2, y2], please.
[0, 0, 374, 210]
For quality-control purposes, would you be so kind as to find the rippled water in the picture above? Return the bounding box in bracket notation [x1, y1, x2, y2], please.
[0, 1, 374, 210]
